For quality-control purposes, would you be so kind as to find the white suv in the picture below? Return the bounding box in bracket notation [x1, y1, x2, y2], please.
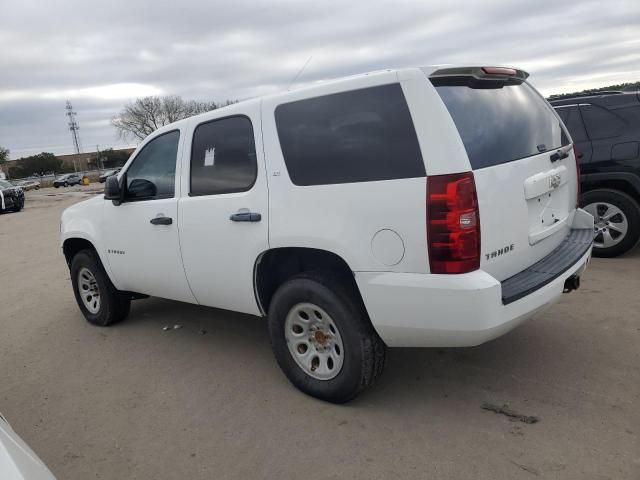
[61, 66, 593, 402]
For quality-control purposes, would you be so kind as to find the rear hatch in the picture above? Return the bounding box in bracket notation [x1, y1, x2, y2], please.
[431, 67, 578, 281]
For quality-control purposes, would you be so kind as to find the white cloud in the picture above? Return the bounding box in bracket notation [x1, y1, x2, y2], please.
[0, 0, 638, 158]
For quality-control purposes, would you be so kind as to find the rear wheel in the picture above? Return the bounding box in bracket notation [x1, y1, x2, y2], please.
[70, 249, 131, 326]
[268, 272, 386, 403]
[582, 189, 640, 257]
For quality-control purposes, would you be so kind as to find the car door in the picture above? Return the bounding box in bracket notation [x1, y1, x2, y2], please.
[580, 103, 626, 168]
[101, 128, 196, 303]
[178, 104, 269, 315]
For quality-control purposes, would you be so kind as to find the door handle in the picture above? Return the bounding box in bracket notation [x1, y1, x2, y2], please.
[150, 216, 173, 225]
[230, 212, 261, 222]
[550, 148, 570, 162]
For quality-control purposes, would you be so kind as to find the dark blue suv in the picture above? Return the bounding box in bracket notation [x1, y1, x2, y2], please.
[551, 91, 640, 257]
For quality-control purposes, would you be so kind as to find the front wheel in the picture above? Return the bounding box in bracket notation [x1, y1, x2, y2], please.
[268, 272, 386, 403]
[64, 182, 68, 187]
[582, 189, 640, 257]
[70, 249, 131, 326]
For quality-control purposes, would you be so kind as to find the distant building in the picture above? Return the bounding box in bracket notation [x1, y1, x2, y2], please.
[58, 147, 135, 171]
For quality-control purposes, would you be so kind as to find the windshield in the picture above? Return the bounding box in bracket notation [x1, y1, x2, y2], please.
[433, 80, 569, 169]
[0, 180, 12, 188]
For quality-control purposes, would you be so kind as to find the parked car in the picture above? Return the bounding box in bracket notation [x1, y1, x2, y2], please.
[550, 92, 640, 257]
[0, 412, 56, 479]
[61, 66, 593, 402]
[98, 168, 121, 183]
[0, 179, 25, 213]
[13, 179, 41, 191]
[53, 174, 82, 188]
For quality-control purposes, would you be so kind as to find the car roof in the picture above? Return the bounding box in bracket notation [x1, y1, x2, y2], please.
[549, 91, 638, 106]
[151, 64, 526, 132]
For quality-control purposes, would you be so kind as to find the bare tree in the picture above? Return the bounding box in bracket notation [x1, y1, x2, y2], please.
[111, 95, 236, 141]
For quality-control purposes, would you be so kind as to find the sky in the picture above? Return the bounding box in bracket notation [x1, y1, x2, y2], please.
[1, 0, 639, 160]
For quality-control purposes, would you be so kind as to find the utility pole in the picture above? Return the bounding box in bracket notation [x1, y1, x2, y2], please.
[96, 144, 102, 171]
[66, 100, 82, 172]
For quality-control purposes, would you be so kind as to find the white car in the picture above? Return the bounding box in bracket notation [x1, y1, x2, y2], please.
[0, 414, 56, 479]
[61, 65, 593, 402]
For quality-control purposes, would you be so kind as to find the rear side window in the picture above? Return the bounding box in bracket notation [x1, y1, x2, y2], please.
[555, 106, 589, 142]
[434, 81, 569, 169]
[190, 116, 257, 196]
[579, 104, 625, 140]
[275, 84, 425, 186]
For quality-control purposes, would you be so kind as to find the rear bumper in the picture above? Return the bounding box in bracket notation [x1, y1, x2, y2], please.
[355, 210, 593, 348]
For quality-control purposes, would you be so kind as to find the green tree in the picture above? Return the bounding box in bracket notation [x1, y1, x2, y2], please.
[9, 152, 64, 178]
[0, 147, 8, 178]
[0, 146, 8, 163]
[548, 81, 640, 100]
[98, 148, 132, 168]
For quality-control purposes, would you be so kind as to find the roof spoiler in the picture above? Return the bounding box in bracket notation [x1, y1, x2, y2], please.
[429, 66, 529, 87]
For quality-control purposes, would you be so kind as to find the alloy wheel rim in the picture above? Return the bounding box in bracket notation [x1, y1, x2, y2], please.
[584, 202, 628, 248]
[78, 267, 101, 314]
[284, 303, 344, 380]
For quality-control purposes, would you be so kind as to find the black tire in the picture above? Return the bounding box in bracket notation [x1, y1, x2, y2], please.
[70, 249, 131, 326]
[582, 189, 640, 257]
[54, 185, 59, 188]
[64, 182, 68, 187]
[268, 272, 386, 403]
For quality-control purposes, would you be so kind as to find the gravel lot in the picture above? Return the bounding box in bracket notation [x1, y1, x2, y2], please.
[1, 186, 639, 479]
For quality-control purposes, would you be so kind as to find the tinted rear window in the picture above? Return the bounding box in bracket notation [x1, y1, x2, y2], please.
[434, 81, 569, 169]
[275, 83, 425, 186]
[580, 104, 626, 140]
[555, 105, 588, 143]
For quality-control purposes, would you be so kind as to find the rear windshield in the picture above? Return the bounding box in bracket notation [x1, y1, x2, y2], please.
[433, 81, 569, 169]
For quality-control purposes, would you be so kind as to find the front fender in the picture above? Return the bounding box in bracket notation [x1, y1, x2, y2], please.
[60, 199, 121, 290]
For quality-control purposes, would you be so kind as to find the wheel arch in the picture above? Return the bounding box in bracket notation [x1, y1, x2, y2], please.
[253, 247, 365, 316]
[61, 233, 120, 287]
[581, 172, 640, 202]
[62, 237, 98, 266]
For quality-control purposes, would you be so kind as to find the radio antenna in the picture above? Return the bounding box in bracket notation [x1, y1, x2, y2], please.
[287, 55, 313, 91]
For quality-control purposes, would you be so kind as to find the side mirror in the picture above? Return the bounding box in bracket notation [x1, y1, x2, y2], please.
[127, 178, 157, 199]
[104, 176, 122, 205]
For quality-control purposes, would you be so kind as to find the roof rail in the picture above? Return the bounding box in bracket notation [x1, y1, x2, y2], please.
[548, 91, 626, 101]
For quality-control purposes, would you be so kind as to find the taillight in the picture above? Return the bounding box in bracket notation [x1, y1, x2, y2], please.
[573, 144, 581, 208]
[427, 172, 480, 274]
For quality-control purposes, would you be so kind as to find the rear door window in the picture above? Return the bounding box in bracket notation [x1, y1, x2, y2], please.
[274, 83, 425, 186]
[555, 106, 589, 142]
[433, 81, 569, 169]
[579, 104, 626, 140]
[190, 116, 257, 196]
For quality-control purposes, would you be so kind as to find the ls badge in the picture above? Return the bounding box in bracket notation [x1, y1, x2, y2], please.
[549, 173, 562, 190]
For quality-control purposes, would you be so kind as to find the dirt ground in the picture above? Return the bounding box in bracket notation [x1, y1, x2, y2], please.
[1, 186, 638, 479]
